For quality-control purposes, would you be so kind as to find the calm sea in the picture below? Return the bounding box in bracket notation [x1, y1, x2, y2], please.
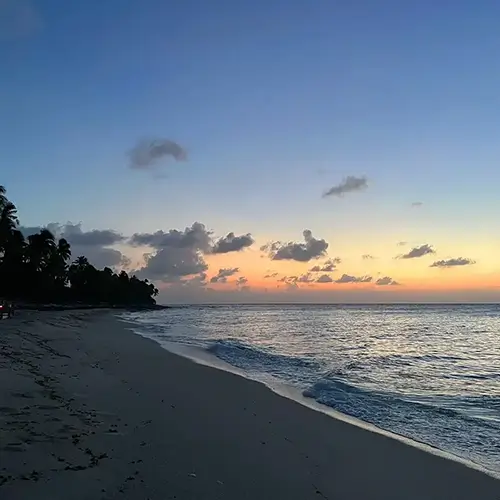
[122, 304, 500, 474]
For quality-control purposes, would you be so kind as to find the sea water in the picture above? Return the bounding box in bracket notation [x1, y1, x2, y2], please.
[122, 304, 500, 474]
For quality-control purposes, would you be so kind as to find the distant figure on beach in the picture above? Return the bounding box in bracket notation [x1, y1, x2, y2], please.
[0, 301, 14, 319]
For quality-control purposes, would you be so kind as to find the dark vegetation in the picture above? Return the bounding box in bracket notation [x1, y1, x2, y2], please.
[0, 185, 159, 307]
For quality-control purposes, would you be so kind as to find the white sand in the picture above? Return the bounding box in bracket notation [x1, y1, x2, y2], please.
[0, 311, 499, 499]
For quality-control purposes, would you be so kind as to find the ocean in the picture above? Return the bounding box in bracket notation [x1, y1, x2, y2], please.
[121, 304, 500, 475]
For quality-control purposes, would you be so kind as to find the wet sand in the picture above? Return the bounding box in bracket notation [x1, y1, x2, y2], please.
[0, 311, 499, 499]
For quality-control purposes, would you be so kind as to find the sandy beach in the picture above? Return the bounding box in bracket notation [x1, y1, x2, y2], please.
[0, 312, 499, 499]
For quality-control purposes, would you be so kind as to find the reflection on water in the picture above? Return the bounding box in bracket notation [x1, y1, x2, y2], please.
[124, 304, 500, 473]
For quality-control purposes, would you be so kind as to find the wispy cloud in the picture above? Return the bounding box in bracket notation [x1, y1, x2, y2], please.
[411, 201, 423, 207]
[323, 176, 368, 198]
[264, 272, 278, 279]
[397, 241, 408, 247]
[398, 244, 435, 259]
[279, 274, 315, 285]
[261, 230, 328, 262]
[129, 138, 187, 169]
[362, 254, 376, 260]
[335, 274, 372, 284]
[210, 267, 240, 283]
[375, 276, 400, 286]
[309, 258, 341, 272]
[236, 276, 249, 287]
[430, 258, 476, 268]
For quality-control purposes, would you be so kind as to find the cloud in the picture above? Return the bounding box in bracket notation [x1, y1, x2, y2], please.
[430, 258, 476, 268]
[277, 274, 314, 287]
[309, 258, 341, 272]
[398, 244, 435, 259]
[323, 176, 368, 198]
[277, 276, 299, 289]
[129, 222, 259, 283]
[236, 276, 249, 287]
[19, 223, 128, 269]
[411, 201, 423, 207]
[335, 274, 372, 284]
[297, 274, 314, 283]
[133, 223, 212, 282]
[140, 250, 207, 282]
[212, 232, 254, 254]
[130, 223, 212, 252]
[129, 138, 187, 169]
[55, 224, 125, 246]
[375, 276, 400, 286]
[316, 274, 333, 283]
[84, 248, 130, 269]
[0, 0, 42, 40]
[187, 272, 208, 286]
[264, 272, 278, 279]
[397, 241, 408, 247]
[362, 254, 375, 260]
[131, 225, 253, 257]
[261, 230, 328, 262]
[210, 267, 240, 283]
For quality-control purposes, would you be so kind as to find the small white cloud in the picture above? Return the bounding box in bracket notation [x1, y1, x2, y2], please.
[335, 274, 372, 284]
[210, 268, 240, 283]
[323, 176, 368, 198]
[398, 244, 435, 259]
[309, 258, 341, 272]
[375, 276, 400, 286]
[129, 138, 187, 169]
[430, 258, 476, 268]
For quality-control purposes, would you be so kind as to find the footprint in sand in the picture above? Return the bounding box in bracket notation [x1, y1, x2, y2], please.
[3, 441, 29, 452]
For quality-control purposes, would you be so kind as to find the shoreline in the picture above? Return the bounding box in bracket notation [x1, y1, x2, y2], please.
[125, 319, 500, 479]
[13, 303, 170, 312]
[1, 311, 499, 499]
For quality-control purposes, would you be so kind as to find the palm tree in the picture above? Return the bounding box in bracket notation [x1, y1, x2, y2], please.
[0, 184, 160, 306]
[26, 229, 56, 272]
[57, 238, 71, 262]
[73, 256, 89, 269]
[0, 185, 8, 209]
[0, 201, 19, 255]
[0, 228, 26, 298]
[45, 238, 72, 291]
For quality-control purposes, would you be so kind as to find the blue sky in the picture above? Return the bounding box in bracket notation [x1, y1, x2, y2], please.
[1, 0, 500, 302]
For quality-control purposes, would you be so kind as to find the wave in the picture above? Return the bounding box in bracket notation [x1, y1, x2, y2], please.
[303, 375, 500, 472]
[204, 338, 500, 473]
[206, 339, 322, 385]
[124, 314, 500, 475]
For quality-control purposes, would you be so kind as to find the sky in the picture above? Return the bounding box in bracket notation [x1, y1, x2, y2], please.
[1, 0, 499, 303]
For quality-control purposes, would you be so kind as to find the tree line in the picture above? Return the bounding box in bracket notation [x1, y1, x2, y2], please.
[0, 185, 158, 306]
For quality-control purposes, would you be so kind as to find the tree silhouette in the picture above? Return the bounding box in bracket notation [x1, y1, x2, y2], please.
[0, 185, 158, 306]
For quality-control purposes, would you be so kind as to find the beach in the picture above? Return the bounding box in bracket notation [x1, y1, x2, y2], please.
[0, 312, 498, 500]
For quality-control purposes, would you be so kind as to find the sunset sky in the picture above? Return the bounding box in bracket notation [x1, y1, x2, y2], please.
[2, 0, 499, 303]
